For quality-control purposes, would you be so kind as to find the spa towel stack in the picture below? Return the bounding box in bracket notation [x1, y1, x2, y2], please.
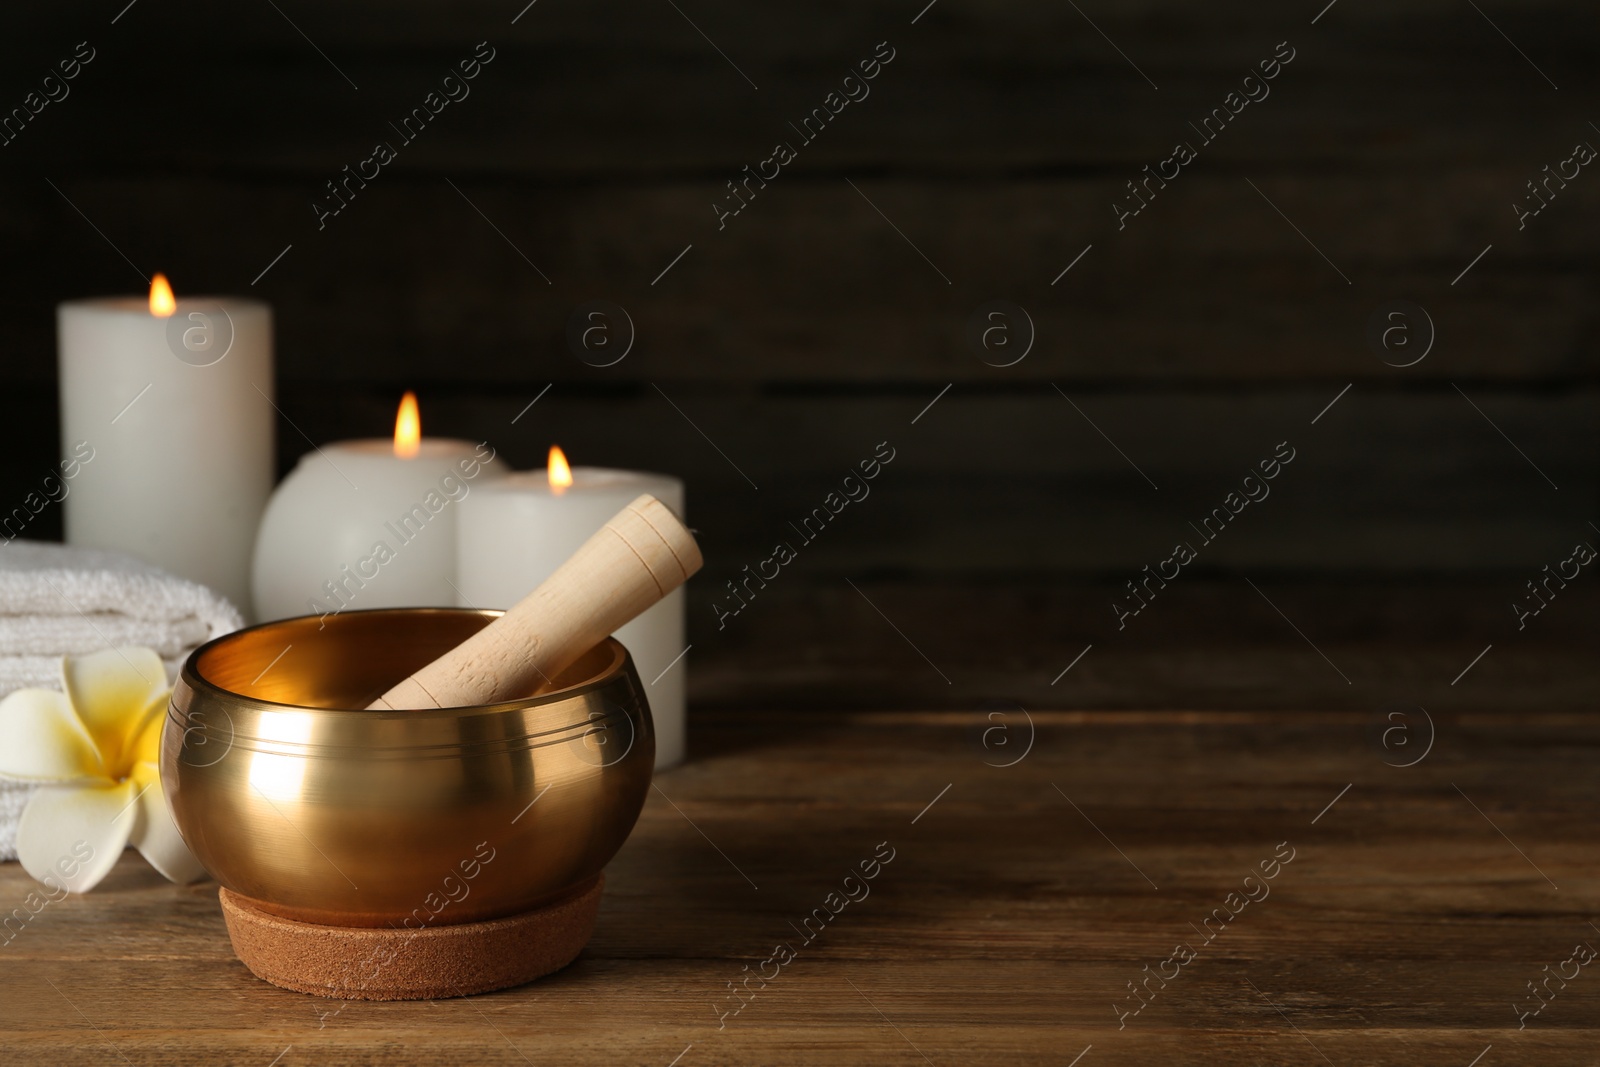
[0, 541, 243, 860]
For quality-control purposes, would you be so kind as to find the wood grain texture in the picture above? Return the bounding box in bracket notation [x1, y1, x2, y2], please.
[686, 577, 1600, 712]
[8, 378, 1591, 572]
[300, 385, 1594, 574]
[0, 710, 1595, 1064]
[3, 173, 1597, 387]
[0, 2, 1595, 596]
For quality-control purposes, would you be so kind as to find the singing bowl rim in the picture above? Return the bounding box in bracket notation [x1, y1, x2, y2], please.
[180, 606, 628, 718]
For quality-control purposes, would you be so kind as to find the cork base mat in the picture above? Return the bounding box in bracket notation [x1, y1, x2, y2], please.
[218, 875, 604, 1000]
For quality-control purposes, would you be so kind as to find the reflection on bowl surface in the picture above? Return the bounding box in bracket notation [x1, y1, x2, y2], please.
[162, 609, 653, 927]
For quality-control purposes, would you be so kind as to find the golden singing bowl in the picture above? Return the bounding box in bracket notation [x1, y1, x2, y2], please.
[161, 609, 654, 927]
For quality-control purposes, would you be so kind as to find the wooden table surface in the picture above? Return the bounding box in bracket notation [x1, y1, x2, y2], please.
[2, 710, 1596, 1065]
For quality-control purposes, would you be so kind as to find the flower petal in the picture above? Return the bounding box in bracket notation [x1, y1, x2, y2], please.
[130, 762, 206, 885]
[61, 647, 169, 774]
[0, 688, 103, 781]
[16, 780, 136, 893]
[130, 704, 165, 768]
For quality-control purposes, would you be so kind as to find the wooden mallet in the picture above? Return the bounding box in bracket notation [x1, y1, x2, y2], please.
[367, 494, 701, 710]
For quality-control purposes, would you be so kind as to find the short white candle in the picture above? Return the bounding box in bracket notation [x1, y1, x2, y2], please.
[251, 394, 508, 623]
[58, 278, 274, 615]
[454, 456, 688, 769]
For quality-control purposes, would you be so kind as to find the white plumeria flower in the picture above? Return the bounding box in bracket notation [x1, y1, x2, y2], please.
[0, 647, 204, 892]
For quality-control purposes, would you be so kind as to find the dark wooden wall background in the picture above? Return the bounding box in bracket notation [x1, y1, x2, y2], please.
[0, 1, 1594, 711]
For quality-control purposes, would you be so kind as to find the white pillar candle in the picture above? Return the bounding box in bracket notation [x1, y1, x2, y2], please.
[58, 280, 274, 615]
[454, 459, 688, 769]
[251, 395, 508, 623]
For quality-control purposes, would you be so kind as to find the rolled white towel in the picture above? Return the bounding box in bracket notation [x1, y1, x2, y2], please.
[0, 540, 244, 861]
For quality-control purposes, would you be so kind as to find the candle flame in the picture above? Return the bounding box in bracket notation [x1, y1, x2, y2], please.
[394, 391, 421, 458]
[548, 445, 572, 494]
[149, 274, 176, 318]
